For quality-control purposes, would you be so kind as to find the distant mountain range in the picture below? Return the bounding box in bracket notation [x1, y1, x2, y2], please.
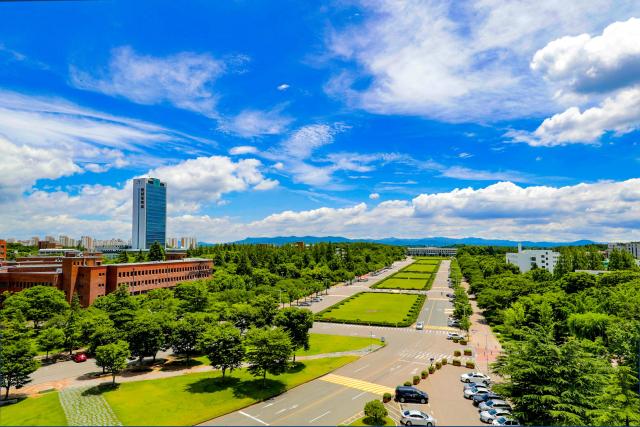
[199, 236, 600, 248]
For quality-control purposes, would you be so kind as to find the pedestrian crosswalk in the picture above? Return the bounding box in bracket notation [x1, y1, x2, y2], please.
[314, 323, 455, 335]
[320, 374, 394, 396]
[398, 350, 450, 361]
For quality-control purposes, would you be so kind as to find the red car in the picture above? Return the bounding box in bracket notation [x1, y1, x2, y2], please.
[72, 352, 88, 363]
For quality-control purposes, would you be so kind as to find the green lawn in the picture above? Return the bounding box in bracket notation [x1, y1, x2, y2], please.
[298, 333, 382, 356]
[0, 392, 67, 426]
[402, 263, 437, 273]
[317, 292, 423, 325]
[349, 415, 395, 426]
[102, 356, 357, 425]
[373, 278, 427, 290]
[392, 272, 431, 279]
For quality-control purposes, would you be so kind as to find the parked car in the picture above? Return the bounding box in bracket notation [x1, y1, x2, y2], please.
[480, 409, 512, 423]
[298, 301, 311, 306]
[492, 417, 520, 426]
[72, 352, 88, 363]
[473, 392, 503, 406]
[461, 372, 491, 384]
[446, 293, 454, 298]
[464, 386, 490, 399]
[479, 400, 512, 413]
[395, 386, 429, 404]
[416, 321, 424, 330]
[447, 320, 460, 327]
[447, 332, 465, 340]
[400, 409, 436, 426]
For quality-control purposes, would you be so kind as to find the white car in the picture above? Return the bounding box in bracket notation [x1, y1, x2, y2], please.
[460, 372, 491, 384]
[400, 409, 436, 426]
[447, 332, 464, 340]
[464, 386, 490, 399]
[480, 409, 512, 423]
[416, 321, 424, 330]
[492, 417, 519, 426]
[479, 400, 512, 412]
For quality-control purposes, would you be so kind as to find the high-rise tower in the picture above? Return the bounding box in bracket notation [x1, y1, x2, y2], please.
[132, 178, 167, 250]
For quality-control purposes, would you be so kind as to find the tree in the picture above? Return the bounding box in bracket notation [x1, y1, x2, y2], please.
[148, 242, 165, 262]
[88, 323, 120, 355]
[595, 366, 640, 425]
[274, 307, 314, 361]
[363, 400, 388, 425]
[95, 341, 130, 385]
[0, 337, 39, 400]
[609, 249, 636, 271]
[197, 323, 244, 378]
[126, 313, 165, 363]
[4, 286, 69, 330]
[92, 285, 138, 330]
[37, 327, 65, 360]
[171, 314, 207, 362]
[174, 282, 210, 312]
[228, 303, 258, 332]
[253, 295, 279, 327]
[135, 250, 146, 262]
[116, 251, 129, 263]
[244, 327, 292, 387]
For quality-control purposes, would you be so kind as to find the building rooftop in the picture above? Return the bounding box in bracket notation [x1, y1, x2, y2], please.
[110, 258, 211, 267]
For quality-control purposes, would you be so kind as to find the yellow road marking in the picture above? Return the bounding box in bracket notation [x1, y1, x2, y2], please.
[424, 325, 458, 331]
[320, 374, 394, 396]
[427, 297, 449, 301]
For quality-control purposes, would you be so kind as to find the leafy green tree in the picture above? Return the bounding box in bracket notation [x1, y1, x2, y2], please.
[37, 327, 65, 360]
[148, 242, 165, 261]
[95, 341, 130, 385]
[274, 307, 314, 361]
[567, 312, 611, 340]
[363, 399, 388, 425]
[560, 272, 597, 293]
[126, 313, 165, 363]
[171, 314, 207, 362]
[595, 365, 640, 425]
[228, 303, 258, 332]
[198, 323, 245, 378]
[0, 337, 39, 400]
[135, 249, 146, 262]
[244, 327, 292, 387]
[92, 285, 138, 330]
[116, 251, 129, 263]
[174, 281, 210, 312]
[609, 249, 636, 271]
[88, 323, 120, 356]
[4, 286, 69, 330]
[253, 295, 278, 327]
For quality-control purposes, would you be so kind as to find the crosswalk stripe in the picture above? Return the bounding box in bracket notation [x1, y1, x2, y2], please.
[320, 374, 395, 395]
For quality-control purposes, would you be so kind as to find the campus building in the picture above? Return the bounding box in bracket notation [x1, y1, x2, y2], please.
[607, 241, 640, 258]
[407, 247, 457, 256]
[505, 243, 559, 273]
[0, 240, 6, 261]
[0, 252, 212, 306]
[132, 177, 167, 250]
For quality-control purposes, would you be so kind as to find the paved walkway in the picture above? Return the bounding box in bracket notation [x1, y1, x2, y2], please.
[59, 386, 122, 426]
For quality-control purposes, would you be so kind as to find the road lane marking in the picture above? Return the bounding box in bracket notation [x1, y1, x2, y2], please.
[320, 374, 394, 395]
[309, 411, 331, 423]
[239, 411, 269, 426]
[354, 364, 370, 373]
[352, 391, 368, 400]
[275, 404, 299, 414]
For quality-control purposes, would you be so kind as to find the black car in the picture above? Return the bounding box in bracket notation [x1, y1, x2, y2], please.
[473, 392, 502, 406]
[395, 386, 429, 404]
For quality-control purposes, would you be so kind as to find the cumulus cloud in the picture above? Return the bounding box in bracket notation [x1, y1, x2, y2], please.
[70, 46, 230, 117]
[325, 1, 640, 121]
[229, 145, 258, 155]
[369, 192, 380, 200]
[219, 108, 292, 137]
[277, 83, 290, 91]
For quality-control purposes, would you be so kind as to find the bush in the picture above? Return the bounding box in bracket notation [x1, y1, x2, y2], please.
[464, 349, 472, 356]
[413, 375, 420, 385]
[421, 370, 428, 379]
[460, 339, 468, 345]
[441, 358, 448, 365]
[435, 361, 442, 369]
[454, 350, 461, 357]
[404, 381, 412, 386]
[452, 358, 461, 366]
[453, 338, 459, 343]
[428, 366, 435, 374]
[383, 392, 392, 403]
[364, 400, 388, 425]
[466, 361, 475, 368]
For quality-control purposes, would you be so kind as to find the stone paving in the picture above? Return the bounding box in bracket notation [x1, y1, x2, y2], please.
[58, 386, 122, 426]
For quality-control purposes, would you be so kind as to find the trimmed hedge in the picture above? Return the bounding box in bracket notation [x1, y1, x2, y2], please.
[435, 361, 442, 369]
[452, 358, 462, 366]
[441, 358, 448, 365]
[466, 361, 476, 368]
[404, 381, 412, 386]
[454, 350, 461, 357]
[421, 370, 429, 379]
[428, 365, 435, 374]
[413, 375, 420, 385]
[464, 349, 472, 356]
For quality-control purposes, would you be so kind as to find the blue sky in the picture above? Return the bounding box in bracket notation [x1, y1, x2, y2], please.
[2, 0, 640, 242]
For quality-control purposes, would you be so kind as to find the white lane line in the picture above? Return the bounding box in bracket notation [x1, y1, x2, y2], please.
[239, 411, 269, 426]
[352, 391, 368, 400]
[309, 410, 331, 423]
[354, 364, 370, 373]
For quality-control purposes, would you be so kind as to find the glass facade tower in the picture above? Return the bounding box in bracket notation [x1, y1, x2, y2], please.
[132, 178, 167, 249]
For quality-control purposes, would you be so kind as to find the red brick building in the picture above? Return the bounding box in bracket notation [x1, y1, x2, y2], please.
[0, 240, 6, 261]
[0, 253, 212, 306]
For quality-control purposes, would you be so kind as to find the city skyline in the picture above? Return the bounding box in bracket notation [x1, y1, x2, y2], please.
[2, 2, 640, 242]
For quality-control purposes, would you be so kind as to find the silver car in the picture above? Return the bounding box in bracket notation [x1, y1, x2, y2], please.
[480, 409, 512, 423]
[492, 416, 520, 426]
[464, 386, 490, 399]
[416, 321, 424, 330]
[479, 400, 512, 412]
[460, 372, 491, 384]
[400, 409, 437, 426]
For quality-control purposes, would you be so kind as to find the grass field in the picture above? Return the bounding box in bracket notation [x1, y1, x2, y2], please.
[101, 356, 357, 425]
[402, 263, 438, 273]
[373, 277, 427, 290]
[298, 333, 382, 356]
[349, 416, 395, 426]
[1, 392, 67, 426]
[393, 272, 432, 279]
[317, 292, 423, 325]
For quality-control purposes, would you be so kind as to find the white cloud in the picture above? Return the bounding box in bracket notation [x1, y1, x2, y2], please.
[229, 145, 259, 155]
[280, 124, 336, 159]
[458, 152, 473, 159]
[70, 46, 229, 117]
[531, 18, 640, 94]
[439, 166, 532, 183]
[219, 108, 292, 137]
[369, 192, 380, 200]
[326, 1, 640, 121]
[277, 83, 290, 91]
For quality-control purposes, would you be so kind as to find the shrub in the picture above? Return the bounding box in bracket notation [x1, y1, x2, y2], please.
[441, 358, 448, 365]
[421, 370, 428, 379]
[466, 361, 475, 368]
[364, 399, 388, 425]
[460, 339, 468, 345]
[404, 381, 412, 386]
[413, 375, 420, 385]
[454, 350, 461, 357]
[428, 366, 435, 374]
[435, 361, 442, 369]
[453, 338, 459, 343]
[452, 358, 461, 366]
[383, 392, 392, 403]
[464, 349, 472, 356]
